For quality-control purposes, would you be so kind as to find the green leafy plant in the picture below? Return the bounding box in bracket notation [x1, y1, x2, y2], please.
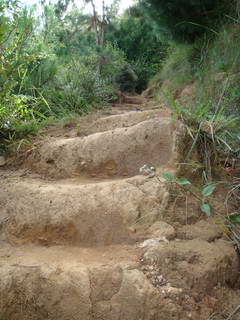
[0, 3, 54, 150]
[162, 172, 216, 216]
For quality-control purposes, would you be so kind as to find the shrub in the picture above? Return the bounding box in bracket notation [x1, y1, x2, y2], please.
[0, 4, 49, 145]
[45, 59, 115, 114]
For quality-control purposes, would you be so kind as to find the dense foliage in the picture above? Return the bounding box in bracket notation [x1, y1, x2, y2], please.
[106, 4, 168, 92]
[0, 2, 44, 150]
[140, 0, 231, 42]
[0, 0, 129, 146]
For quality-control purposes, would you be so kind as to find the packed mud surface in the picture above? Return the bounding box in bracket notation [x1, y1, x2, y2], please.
[0, 97, 239, 320]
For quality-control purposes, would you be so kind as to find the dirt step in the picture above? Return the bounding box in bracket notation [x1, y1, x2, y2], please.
[24, 118, 185, 179]
[119, 93, 147, 105]
[0, 243, 139, 266]
[0, 238, 238, 320]
[36, 108, 171, 140]
[84, 109, 171, 136]
[0, 243, 158, 320]
[112, 103, 145, 110]
[36, 107, 171, 139]
[112, 104, 170, 112]
[142, 238, 239, 293]
[0, 174, 169, 246]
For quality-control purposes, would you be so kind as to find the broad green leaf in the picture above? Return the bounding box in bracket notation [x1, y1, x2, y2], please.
[229, 216, 240, 223]
[162, 173, 175, 182]
[176, 178, 191, 185]
[202, 185, 216, 197]
[201, 203, 212, 217]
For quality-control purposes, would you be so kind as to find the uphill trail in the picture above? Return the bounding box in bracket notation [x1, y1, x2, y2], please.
[0, 94, 239, 320]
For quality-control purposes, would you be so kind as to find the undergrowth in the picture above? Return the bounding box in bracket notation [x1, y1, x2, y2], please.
[150, 10, 240, 253]
[167, 91, 240, 248]
[153, 19, 240, 119]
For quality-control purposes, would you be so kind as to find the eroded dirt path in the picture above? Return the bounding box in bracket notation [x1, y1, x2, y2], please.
[0, 97, 239, 320]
